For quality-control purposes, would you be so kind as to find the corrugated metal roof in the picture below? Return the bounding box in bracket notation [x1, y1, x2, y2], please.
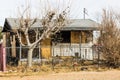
[63, 19, 98, 30]
[3, 18, 98, 31]
[5, 18, 42, 29]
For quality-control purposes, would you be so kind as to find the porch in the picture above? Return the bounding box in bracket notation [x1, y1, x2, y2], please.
[52, 43, 95, 60]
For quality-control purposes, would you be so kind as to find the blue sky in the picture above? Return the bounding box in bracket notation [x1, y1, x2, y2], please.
[0, 0, 120, 26]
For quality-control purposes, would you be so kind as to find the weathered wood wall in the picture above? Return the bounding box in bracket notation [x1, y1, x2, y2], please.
[81, 31, 87, 43]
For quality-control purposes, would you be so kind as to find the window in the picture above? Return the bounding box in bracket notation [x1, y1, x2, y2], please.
[61, 31, 70, 43]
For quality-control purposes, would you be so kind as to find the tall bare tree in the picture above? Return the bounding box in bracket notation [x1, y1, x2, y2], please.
[98, 9, 120, 68]
[16, 5, 69, 67]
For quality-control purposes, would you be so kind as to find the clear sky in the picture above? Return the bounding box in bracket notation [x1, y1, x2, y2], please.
[0, 0, 120, 26]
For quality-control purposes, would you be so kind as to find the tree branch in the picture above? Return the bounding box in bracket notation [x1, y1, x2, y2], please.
[16, 30, 26, 46]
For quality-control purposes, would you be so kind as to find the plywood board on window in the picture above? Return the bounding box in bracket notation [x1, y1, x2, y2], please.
[71, 31, 80, 43]
[41, 39, 51, 59]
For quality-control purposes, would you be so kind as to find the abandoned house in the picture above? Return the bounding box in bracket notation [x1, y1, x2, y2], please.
[2, 18, 98, 64]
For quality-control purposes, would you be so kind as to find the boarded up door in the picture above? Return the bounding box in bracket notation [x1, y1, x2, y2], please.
[41, 39, 51, 59]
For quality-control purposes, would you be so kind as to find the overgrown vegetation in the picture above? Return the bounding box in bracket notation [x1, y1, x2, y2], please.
[98, 9, 120, 68]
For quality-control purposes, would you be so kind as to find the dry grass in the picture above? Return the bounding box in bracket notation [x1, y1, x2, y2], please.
[0, 64, 120, 80]
[1, 63, 115, 77]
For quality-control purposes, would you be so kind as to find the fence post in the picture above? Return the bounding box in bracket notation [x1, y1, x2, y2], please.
[0, 44, 6, 72]
[2, 46, 6, 71]
[97, 46, 100, 70]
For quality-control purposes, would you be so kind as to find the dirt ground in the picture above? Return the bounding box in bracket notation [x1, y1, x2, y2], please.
[0, 70, 120, 80]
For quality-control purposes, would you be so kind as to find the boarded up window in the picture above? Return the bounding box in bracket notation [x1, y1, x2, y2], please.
[81, 31, 93, 43]
[71, 31, 80, 43]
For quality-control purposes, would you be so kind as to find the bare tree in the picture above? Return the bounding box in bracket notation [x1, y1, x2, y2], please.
[16, 5, 69, 67]
[98, 9, 120, 68]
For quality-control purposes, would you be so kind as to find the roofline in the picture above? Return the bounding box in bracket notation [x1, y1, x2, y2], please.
[3, 18, 99, 32]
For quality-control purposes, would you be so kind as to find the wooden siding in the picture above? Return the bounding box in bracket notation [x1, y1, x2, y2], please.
[41, 39, 51, 59]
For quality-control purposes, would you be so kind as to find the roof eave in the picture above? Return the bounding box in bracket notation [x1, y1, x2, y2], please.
[61, 27, 99, 31]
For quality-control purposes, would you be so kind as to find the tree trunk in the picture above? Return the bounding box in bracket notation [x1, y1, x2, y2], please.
[27, 48, 34, 67]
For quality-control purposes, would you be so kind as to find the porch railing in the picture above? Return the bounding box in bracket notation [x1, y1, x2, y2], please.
[52, 44, 95, 60]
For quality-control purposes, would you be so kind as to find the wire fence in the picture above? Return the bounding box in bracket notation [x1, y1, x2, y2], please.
[5, 45, 98, 61]
[4, 45, 104, 70]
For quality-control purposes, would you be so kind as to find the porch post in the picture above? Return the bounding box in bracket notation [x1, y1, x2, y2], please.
[92, 30, 94, 61]
[39, 42, 42, 65]
[38, 43, 40, 60]
[79, 31, 82, 59]
[3, 33, 6, 48]
[18, 32, 22, 65]
[19, 44, 22, 60]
